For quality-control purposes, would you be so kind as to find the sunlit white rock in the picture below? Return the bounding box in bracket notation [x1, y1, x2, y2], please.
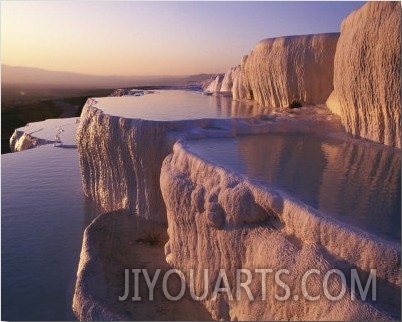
[160, 141, 399, 320]
[204, 75, 223, 94]
[77, 93, 343, 224]
[220, 67, 237, 93]
[326, 2, 401, 147]
[227, 33, 339, 108]
[9, 117, 79, 152]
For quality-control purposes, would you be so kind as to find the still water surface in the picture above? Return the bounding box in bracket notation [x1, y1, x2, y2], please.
[94, 90, 270, 120]
[186, 133, 401, 241]
[3, 91, 400, 320]
[2, 91, 267, 320]
[2, 146, 102, 320]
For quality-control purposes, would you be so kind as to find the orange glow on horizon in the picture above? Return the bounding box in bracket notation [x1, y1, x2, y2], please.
[1, 1, 364, 76]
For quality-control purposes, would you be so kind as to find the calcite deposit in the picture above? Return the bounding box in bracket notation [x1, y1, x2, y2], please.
[160, 142, 399, 320]
[226, 33, 339, 108]
[326, 2, 401, 147]
[73, 2, 401, 320]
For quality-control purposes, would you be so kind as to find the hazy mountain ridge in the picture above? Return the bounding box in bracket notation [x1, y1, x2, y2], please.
[1, 65, 217, 88]
[1, 65, 218, 107]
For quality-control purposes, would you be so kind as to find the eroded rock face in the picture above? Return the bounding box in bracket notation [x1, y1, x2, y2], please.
[220, 67, 238, 93]
[160, 142, 400, 321]
[77, 96, 343, 225]
[231, 64, 248, 101]
[77, 100, 268, 224]
[74, 4, 402, 318]
[230, 33, 339, 108]
[9, 117, 79, 152]
[77, 100, 177, 223]
[326, 2, 401, 147]
[9, 131, 46, 152]
[204, 75, 224, 93]
[72, 210, 212, 321]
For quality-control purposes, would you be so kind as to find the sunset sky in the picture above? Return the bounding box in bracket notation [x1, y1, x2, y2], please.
[1, 1, 365, 76]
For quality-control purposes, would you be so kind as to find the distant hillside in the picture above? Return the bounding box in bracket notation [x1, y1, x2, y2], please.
[1, 65, 216, 89]
[1, 65, 218, 107]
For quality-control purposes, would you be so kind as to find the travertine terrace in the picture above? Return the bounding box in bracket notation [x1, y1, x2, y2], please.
[239, 33, 339, 108]
[73, 2, 401, 320]
[326, 2, 401, 147]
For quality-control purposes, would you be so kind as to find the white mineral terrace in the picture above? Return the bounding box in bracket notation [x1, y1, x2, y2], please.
[91, 90, 269, 120]
[184, 133, 401, 242]
[161, 140, 400, 320]
[74, 89, 400, 320]
[5, 2, 401, 321]
[10, 117, 79, 152]
[7, 80, 401, 320]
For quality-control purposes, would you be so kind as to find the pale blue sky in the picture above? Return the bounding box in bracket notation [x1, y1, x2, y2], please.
[1, 1, 365, 76]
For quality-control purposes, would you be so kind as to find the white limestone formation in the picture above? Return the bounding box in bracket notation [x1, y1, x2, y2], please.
[9, 131, 49, 152]
[160, 142, 399, 321]
[220, 67, 237, 93]
[231, 64, 248, 101]
[326, 2, 401, 147]
[77, 95, 346, 225]
[76, 90, 399, 320]
[77, 100, 175, 224]
[228, 33, 339, 108]
[74, 4, 402, 318]
[9, 117, 79, 152]
[73, 210, 212, 321]
[204, 75, 224, 93]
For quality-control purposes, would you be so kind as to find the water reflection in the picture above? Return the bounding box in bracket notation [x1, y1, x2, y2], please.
[318, 141, 401, 241]
[186, 134, 401, 241]
[94, 90, 271, 120]
[214, 95, 271, 118]
[2, 146, 101, 320]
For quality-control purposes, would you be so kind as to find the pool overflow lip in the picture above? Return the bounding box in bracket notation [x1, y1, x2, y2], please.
[13, 90, 399, 266]
[180, 134, 401, 243]
[18, 89, 395, 320]
[93, 89, 395, 240]
[169, 141, 400, 279]
[77, 90, 400, 268]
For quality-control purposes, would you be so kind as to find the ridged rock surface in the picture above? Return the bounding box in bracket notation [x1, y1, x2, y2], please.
[231, 63, 248, 101]
[9, 117, 79, 152]
[204, 75, 223, 93]
[9, 131, 49, 152]
[235, 33, 339, 108]
[326, 2, 401, 147]
[78, 98, 329, 224]
[77, 99, 178, 224]
[220, 67, 238, 93]
[73, 210, 211, 321]
[160, 142, 399, 320]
